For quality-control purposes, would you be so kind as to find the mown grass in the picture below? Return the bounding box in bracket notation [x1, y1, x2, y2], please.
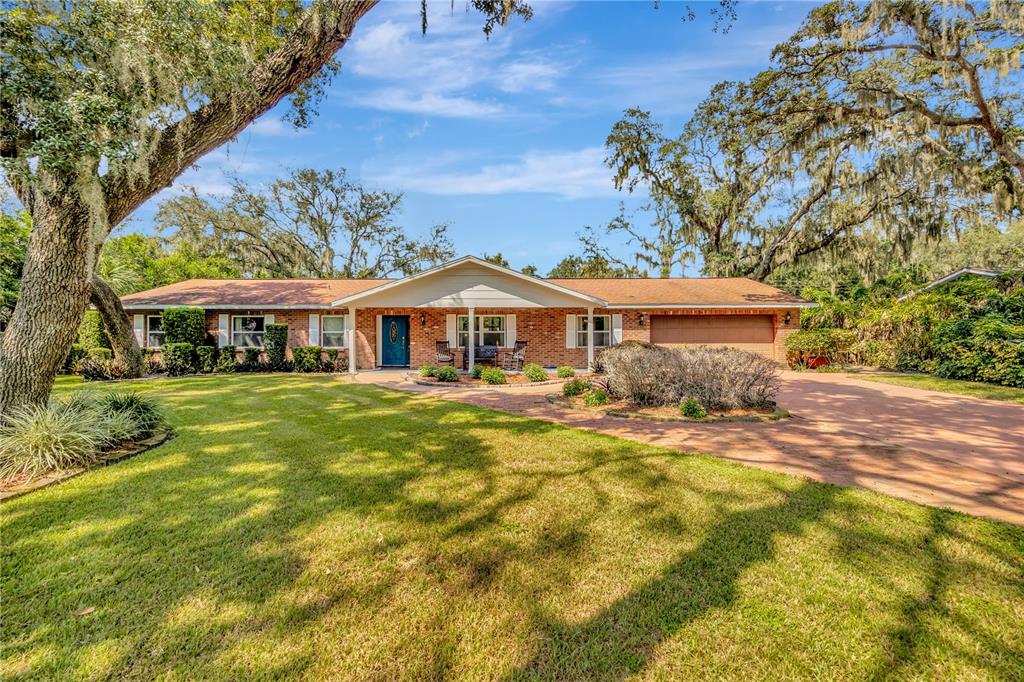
[858, 372, 1024, 404]
[2, 375, 1022, 680]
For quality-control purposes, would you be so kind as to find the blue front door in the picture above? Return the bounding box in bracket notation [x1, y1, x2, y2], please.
[381, 315, 410, 366]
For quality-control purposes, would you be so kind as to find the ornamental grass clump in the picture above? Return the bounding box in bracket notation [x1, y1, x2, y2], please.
[0, 391, 165, 483]
[0, 403, 106, 481]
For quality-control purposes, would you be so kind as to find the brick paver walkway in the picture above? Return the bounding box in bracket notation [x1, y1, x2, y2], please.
[359, 371, 1024, 525]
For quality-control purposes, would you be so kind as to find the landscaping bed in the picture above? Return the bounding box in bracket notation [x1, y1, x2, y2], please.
[409, 372, 568, 387]
[547, 393, 789, 423]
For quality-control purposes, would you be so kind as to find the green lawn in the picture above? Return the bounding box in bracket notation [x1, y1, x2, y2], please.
[856, 372, 1024, 404]
[3, 375, 1022, 680]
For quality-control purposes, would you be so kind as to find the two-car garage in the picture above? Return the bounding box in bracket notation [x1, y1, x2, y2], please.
[649, 314, 776, 358]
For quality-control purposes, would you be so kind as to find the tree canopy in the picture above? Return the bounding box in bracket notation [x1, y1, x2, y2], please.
[592, 0, 1024, 281]
[156, 168, 454, 279]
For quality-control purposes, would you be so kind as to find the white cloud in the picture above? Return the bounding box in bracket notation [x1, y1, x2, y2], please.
[499, 61, 562, 93]
[369, 147, 619, 199]
[355, 89, 504, 118]
[344, 9, 568, 118]
[247, 115, 304, 138]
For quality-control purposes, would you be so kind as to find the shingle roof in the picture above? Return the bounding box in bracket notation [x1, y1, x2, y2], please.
[119, 279, 390, 307]
[120, 275, 809, 308]
[546, 278, 809, 307]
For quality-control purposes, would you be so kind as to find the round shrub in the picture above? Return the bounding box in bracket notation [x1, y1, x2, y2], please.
[563, 378, 590, 397]
[293, 346, 323, 373]
[161, 307, 207, 347]
[583, 387, 610, 406]
[523, 363, 547, 382]
[470, 364, 484, 379]
[77, 357, 112, 381]
[680, 397, 708, 419]
[556, 366, 575, 378]
[162, 342, 195, 376]
[434, 366, 459, 382]
[419, 365, 437, 377]
[480, 367, 507, 385]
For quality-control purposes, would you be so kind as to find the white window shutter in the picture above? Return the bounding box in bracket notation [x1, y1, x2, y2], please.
[565, 314, 577, 349]
[133, 315, 145, 345]
[309, 314, 320, 346]
[505, 314, 516, 348]
[612, 314, 623, 345]
[446, 314, 457, 346]
[342, 315, 349, 348]
[265, 313, 275, 325]
[218, 315, 229, 347]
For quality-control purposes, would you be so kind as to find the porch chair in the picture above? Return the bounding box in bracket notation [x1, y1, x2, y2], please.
[434, 340, 455, 367]
[501, 340, 528, 371]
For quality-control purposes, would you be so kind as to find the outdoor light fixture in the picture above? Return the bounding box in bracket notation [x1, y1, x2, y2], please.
[638, 313, 646, 326]
[419, 313, 427, 326]
[783, 312, 792, 326]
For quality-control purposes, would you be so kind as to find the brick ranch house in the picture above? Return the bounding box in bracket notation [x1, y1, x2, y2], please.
[119, 255, 814, 373]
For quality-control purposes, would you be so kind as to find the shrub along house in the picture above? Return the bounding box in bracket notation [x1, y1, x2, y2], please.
[119, 255, 813, 373]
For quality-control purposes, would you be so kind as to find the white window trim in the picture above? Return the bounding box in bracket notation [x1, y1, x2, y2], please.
[146, 314, 165, 349]
[456, 314, 506, 348]
[320, 314, 348, 349]
[576, 315, 612, 348]
[232, 314, 267, 349]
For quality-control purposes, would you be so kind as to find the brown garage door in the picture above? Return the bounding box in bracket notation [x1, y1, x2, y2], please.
[650, 314, 775, 357]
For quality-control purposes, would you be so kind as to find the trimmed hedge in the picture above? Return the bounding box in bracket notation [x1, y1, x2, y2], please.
[162, 307, 207, 347]
[196, 346, 216, 374]
[264, 323, 289, 370]
[785, 328, 857, 366]
[216, 345, 238, 373]
[162, 342, 195, 376]
[293, 346, 323, 373]
[241, 347, 264, 371]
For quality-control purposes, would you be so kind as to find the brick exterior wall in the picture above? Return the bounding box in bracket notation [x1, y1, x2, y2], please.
[128, 305, 802, 368]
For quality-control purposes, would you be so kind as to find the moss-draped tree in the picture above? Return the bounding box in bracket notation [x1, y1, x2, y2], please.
[0, 0, 533, 411]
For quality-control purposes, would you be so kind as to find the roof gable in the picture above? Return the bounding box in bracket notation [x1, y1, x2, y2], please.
[330, 256, 607, 308]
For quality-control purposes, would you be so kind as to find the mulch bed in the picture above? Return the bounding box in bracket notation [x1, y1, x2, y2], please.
[408, 372, 591, 388]
[547, 394, 789, 423]
[0, 429, 174, 502]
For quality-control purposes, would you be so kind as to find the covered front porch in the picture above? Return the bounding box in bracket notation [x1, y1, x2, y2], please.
[329, 256, 610, 374]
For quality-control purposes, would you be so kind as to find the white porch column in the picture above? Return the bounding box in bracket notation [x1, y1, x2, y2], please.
[467, 307, 475, 373]
[348, 306, 357, 374]
[587, 307, 595, 370]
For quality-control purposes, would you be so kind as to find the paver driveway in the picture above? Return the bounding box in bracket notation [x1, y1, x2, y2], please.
[366, 371, 1024, 525]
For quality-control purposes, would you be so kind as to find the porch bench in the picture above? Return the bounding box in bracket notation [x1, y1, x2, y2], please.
[462, 345, 498, 367]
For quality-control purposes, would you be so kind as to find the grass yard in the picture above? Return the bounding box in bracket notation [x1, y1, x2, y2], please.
[857, 372, 1024, 404]
[2, 375, 1022, 680]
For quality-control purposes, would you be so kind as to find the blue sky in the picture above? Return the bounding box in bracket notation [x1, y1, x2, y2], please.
[128, 0, 818, 276]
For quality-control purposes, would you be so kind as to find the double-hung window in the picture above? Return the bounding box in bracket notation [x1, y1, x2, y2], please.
[457, 315, 505, 347]
[576, 315, 611, 348]
[147, 315, 165, 348]
[321, 315, 347, 348]
[232, 315, 266, 348]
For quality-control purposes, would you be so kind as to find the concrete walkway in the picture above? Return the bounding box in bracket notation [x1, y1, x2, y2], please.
[358, 370, 1024, 525]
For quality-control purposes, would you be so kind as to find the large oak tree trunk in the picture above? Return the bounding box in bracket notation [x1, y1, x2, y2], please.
[0, 180, 95, 413]
[91, 275, 144, 378]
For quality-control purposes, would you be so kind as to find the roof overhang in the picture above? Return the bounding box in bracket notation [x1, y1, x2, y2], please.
[896, 268, 1001, 301]
[614, 302, 817, 309]
[330, 255, 608, 308]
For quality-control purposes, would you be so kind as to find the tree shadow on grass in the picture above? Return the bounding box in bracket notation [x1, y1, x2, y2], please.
[504, 481, 838, 681]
